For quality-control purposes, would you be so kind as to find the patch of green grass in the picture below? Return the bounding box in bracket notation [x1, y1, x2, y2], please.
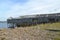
[37, 22, 60, 30]
[54, 38, 60, 40]
[25, 22, 60, 30]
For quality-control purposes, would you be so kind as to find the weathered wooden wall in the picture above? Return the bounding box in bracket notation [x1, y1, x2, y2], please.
[7, 13, 60, 28]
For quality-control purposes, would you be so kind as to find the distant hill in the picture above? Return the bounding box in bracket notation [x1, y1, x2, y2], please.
[0, 21, 7, 23]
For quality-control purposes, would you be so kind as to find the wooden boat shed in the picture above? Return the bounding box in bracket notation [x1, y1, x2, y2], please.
[7, 13, 60, 28]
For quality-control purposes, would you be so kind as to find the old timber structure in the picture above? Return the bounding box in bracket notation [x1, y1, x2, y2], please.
[7, 13, 60, 28]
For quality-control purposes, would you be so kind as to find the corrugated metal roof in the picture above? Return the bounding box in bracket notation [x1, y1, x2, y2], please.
[8, 13, 60, 19]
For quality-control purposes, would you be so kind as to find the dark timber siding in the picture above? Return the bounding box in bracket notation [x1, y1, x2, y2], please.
[7, 13, 60, 28]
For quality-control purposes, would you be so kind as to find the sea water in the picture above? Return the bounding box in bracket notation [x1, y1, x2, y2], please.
[0, 21, 7, 28]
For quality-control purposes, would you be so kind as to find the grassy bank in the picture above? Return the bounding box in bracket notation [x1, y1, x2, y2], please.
[0, 22, 60, 40]
[26, 22, 60, 40]
[26, 22, 60, 30]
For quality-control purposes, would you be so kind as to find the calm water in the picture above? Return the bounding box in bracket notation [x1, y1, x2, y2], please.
[0, 21, 7, 28]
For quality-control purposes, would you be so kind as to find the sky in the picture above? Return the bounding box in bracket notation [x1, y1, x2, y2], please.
[0, 0, 60, 21]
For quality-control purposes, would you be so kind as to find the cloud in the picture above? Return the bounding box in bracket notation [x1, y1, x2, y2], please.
[0, 0, 60, 21]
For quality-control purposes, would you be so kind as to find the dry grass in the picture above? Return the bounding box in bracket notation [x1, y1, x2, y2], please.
[0, 22, 60, 40]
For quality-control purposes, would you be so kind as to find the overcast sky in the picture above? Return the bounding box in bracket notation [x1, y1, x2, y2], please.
[0, 0, 60, 21]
